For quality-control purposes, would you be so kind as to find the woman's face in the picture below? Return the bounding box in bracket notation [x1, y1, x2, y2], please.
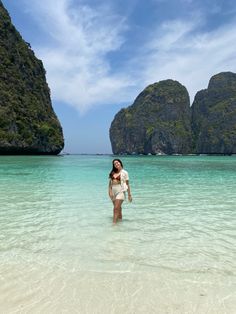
[113, 160, 122, 171]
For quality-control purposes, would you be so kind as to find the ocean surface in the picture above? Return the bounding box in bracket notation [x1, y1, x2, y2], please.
[0, 155, 235, 313]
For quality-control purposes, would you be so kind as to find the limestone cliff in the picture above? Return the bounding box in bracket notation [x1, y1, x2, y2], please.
[192, 72, 236, 154]
[110, 80, 193, 155]
[0, 1, 64, 154]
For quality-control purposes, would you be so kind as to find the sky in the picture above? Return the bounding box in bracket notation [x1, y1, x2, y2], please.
[2, 0, 236, 154]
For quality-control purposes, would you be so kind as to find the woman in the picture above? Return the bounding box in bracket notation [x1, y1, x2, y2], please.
[108, 159, 132, 223]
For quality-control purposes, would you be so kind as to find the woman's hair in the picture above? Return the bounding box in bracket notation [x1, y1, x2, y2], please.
[109, 159, 123, 178]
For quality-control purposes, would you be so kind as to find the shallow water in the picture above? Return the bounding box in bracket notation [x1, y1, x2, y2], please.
[0, 155, 235, 313]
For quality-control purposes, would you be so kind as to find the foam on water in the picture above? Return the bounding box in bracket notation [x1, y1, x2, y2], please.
[0, 155, 235, 313]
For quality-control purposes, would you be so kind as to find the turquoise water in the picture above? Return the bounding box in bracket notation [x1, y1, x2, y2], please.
[0, 155, 236, 313]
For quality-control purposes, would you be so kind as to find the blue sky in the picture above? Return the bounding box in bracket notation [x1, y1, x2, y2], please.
[2, 0, 236, 153]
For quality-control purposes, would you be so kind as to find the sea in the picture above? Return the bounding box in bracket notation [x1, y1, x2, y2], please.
[0, 155, 235, 314]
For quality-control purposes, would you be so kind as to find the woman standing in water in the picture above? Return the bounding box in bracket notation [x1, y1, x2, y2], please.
[108, 159, 132, 223]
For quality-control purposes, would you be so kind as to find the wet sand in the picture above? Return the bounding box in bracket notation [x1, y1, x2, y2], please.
[1, 263, 235, 314]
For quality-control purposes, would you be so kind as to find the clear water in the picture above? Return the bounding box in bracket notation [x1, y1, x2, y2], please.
[0, 155, 236, 313]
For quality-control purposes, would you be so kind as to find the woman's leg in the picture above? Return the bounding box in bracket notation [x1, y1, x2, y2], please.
[118, 203, 123, 219]
[113, 199, 123, 223]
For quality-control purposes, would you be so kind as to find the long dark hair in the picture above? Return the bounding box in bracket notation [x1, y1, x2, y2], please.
[109, 159, 123, 178]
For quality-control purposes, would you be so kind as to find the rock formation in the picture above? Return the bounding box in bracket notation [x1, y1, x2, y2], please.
[192, 72, 236, 154]
[0, 1, 64, 154]
[110, 80, 193, 155]
[110, 72, 236, 155]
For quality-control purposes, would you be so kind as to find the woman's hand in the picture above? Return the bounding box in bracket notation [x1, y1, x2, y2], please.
[128, 194, 132, 202]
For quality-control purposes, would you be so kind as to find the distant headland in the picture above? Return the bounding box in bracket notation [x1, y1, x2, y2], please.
[110, 72, 236, 155]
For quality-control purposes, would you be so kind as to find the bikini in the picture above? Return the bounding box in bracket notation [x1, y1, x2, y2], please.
[112, 173, 121, 183]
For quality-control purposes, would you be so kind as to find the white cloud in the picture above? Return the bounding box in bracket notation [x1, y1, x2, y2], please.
[21, 0, 236, 110]
[141, 17, 236, 103]
[23, 0, 135, 112]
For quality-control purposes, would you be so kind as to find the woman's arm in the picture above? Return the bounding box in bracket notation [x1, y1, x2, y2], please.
[108, 179, 113, 199]
[126, 180, 132, 202]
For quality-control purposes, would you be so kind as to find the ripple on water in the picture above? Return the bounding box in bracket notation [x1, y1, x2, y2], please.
[0, 155, 236, 313]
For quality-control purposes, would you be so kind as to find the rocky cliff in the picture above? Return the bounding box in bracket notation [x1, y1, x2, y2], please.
[110, 80, 193, 155]
[110, 72, 236, 155]
[0, 1, 64, 154]
[192, 72, 236, 154]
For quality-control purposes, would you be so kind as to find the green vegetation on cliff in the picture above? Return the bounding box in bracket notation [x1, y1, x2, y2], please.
[192, 72, 236, 154]
[0, 1, 64, 154]
[110, 72, 236, 155]
[110, 80, 193, 155]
